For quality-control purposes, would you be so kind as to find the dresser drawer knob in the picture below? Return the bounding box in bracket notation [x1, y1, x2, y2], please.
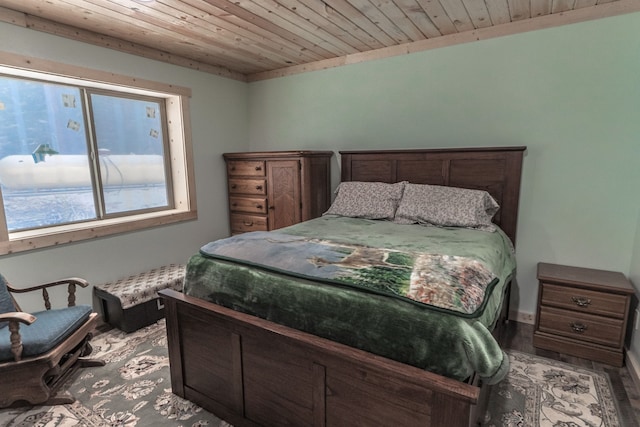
[569, 322, 587, 333]
[256, 205, 263, 209]
[243, 221, 253, 226]
[231, 184, 237, 189]
[255, 166, 262, 171]
[572, 296, 591, 307]
[256, 185, 262, 190]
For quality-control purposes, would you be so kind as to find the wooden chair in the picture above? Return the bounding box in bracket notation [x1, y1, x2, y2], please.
[0, 274, 105, 408]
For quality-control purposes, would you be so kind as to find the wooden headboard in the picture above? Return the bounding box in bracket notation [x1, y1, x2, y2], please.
[339, 147, 526, 245]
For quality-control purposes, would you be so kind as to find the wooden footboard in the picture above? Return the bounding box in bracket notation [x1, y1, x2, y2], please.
[159, 147, 525, 426]
[160, 289, 496, 427]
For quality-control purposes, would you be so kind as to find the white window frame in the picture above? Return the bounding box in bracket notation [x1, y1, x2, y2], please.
[0, 52, 197, 255]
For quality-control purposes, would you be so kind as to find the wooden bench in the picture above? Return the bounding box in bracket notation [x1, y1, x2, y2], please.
[93, 264, 185, 332]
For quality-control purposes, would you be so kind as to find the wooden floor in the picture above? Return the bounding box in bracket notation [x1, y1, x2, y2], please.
[502, 320, 640, 426]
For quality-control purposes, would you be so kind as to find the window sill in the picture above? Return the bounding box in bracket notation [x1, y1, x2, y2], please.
[0, 208, 197, 255]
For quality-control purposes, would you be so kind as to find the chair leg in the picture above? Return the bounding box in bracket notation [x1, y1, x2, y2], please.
[78, 336, 106, 367]
[41, 391, 75, 406]
[80, 339, 94, 357]
[79, 358, 106, 367]
[0, 363, 53, 408]
[78, 337, 106, 368]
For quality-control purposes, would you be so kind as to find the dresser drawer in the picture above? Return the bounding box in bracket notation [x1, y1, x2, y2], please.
[229, 197, 268, 214]
[540, 283, 628, 319]
[228, 179, 266, 195]
[230, 214, 268, 233]
[537, 306, 624, 348]
[227, 161, 265, 177]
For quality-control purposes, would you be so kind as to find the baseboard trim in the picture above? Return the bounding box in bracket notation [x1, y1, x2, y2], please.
[510, 310, 535, 325]
[626, 349, 640, 391]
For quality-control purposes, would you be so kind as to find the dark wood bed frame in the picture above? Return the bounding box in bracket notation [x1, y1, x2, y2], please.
[161, 146, 526, 427]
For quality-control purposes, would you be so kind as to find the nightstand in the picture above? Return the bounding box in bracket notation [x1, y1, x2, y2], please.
[533, 262, 634, 367]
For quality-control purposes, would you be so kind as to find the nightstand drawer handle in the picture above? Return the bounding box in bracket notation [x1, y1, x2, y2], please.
[572, 296, 591, 307]
[569, 322, 587, 333]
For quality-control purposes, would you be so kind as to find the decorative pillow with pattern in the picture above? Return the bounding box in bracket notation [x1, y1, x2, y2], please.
[323, 181, 406, 220]
[394, 183, 499, 231]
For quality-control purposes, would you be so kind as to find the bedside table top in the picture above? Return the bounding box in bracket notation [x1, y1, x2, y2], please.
[537, 262, 634, 294]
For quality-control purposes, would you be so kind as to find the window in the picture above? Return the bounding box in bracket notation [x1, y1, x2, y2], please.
[0, 53, 196, 254]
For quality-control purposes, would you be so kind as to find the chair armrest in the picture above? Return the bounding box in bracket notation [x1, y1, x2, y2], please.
[6, 277, 89, 293]
[0, 311, 36, 325]
[7, 278, 90, 309]
[0, 312, 36, 362]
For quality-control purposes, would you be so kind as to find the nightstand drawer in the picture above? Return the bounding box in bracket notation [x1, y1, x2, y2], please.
[227, 161, 265, 177]
[540, 283, 628, 319]
[229, 197, 268, 214]
[228, 179, 266, 195]
[230, 214, 268, 233]
[537, 306, 624, 348]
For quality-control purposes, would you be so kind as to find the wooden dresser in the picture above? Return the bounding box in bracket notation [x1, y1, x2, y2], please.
[223, 151, 333, 234]
[533, 262, 634, 366]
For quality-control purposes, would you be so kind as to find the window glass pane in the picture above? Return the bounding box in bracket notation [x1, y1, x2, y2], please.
[90, 93, 169, 215]
[0, 76, 96, 231]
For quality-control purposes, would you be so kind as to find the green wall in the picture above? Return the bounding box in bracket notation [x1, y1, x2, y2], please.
[248, 13, 640, 321]
[629, 211, 640, 362]
[0, 22, 249, 310]
[1, 11, 639, 363]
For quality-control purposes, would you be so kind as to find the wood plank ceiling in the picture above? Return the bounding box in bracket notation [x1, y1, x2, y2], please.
[0, 0, 638, 82]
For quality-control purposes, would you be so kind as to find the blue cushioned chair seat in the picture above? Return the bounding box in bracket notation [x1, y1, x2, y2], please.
[0, 305, 92, 362]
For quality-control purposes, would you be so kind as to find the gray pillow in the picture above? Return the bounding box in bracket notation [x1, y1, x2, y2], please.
[394, 183, 499, 231]
[323, 181, 406, 220]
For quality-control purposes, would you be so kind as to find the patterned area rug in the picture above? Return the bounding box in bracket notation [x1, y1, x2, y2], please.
[0, 323, 623, 427]
[0, 320, 229, 427]
[484, 350, 622, 427]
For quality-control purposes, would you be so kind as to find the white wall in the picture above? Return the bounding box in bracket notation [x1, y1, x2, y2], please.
[0, 22, 250, 310]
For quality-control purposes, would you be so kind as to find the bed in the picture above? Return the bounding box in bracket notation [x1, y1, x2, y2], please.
[160, 146, 526, 427]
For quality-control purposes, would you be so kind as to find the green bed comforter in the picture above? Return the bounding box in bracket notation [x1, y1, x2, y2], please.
[184, 216, 516, 384]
